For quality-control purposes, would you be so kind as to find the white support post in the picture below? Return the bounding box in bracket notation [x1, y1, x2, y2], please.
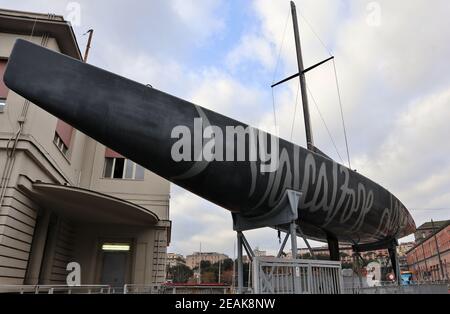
[290, 221, 298, 259]
[290, 221, 300, 294]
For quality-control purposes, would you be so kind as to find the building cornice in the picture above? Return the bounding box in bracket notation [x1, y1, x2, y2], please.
[0, 9, 82, 60]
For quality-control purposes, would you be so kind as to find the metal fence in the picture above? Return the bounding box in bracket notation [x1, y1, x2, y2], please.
[123, 284, 162, 294]
[161, 285, 231, 295]
[252, 257, 343, 294]
[343, 280, 449, 294]
[124, 284, 230, 294]
[0, 284, 232, 295]
[0, 285, 112, 294]
[1, 281, 447, 294]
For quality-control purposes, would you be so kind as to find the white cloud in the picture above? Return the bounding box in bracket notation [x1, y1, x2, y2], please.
[353, 86, 450, 218]
[171, 0, 225, 43]
[187, 68, 265, 124]
[226, 34, 275, 70]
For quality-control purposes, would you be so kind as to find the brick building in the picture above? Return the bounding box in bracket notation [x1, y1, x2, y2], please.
[414, 220, 449, 244]
[406, 221, 450, 281]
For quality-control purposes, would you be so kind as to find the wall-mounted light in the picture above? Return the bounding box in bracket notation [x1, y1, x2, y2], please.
[102, 243, 131, 252]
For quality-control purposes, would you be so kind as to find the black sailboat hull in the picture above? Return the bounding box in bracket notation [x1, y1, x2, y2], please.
[4, 40, 416, 245]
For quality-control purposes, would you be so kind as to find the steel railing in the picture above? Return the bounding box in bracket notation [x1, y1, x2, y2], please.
[252, 257, 343, 294]
[0, 284, 232, 295]
[123, 284, 163, 294]
[0, 285, 112, 294]
[2, 280, 446, 294]
[343, 280, 450, 294]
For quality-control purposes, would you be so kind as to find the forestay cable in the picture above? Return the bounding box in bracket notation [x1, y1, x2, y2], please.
[298, 11, 352, 168]
[271, 8, 291, 129]
[333, 59, 352, 169]
[306, 85, 344, 164]
[290, 82, 301, 141]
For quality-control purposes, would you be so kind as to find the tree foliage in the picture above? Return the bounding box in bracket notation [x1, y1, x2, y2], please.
[167, 264, 193, 283]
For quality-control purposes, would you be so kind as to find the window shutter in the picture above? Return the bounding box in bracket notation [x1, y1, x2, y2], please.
[55, 119, 74, 147]
[0, 59, 9, 99]
[105, 147, 124, 158]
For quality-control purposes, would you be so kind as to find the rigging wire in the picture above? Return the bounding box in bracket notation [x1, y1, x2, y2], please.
[298, 11, 352, 168]
[271, 89, 278, 132]
[271, 6, 352, 169]
[290, 82, 301, 141]
[306, 85, 345, 164]
[333, 59, 352, 169]
[298, 11, 333, 57]
[272, 10, 291, 83]
[271, 8, 291, 129]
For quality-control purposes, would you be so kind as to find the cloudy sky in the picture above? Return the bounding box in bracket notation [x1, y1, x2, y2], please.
[1, 0, 449, 257]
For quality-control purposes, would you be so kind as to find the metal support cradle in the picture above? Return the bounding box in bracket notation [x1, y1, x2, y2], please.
[232, 189, 316, 294]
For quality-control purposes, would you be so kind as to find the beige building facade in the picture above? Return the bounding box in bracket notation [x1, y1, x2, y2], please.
[0, 9, 171, 287]
[166, 253, 186, 268]
[186, 252, 229, 269]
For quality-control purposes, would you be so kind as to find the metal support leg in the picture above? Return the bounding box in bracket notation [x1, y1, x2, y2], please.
[327, 233, 340, 261]
[388, 245, 401, 286]
[352, 253, 363, 287]
[237, 231, 244, 294]
[290, 221, 298, 259]
[277, 232, 290, 258]
[231, 190, 304, 294]
[241, 233, 255, 261]
[297, 227, 316, 259]
[289, 220, 300, 294]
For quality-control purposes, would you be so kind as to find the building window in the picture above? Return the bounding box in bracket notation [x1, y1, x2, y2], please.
[103, 157, 145, 180]
[54, 133, 69, 156]
[53, 119, 74, 158]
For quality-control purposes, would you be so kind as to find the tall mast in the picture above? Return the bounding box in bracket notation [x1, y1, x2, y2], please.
[291, 2, 341, 262]
[291, 1, 314, 151]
